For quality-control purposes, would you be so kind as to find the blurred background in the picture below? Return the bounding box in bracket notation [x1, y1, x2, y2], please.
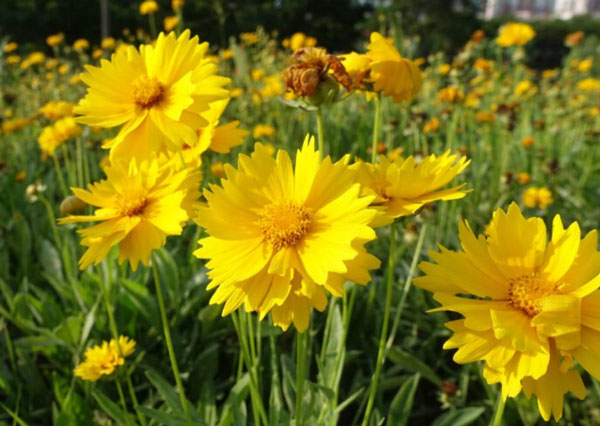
[1, 0, 600, 70]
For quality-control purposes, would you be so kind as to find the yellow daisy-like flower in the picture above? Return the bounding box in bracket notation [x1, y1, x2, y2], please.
[74, 30, 230, 161]
[342, 32, 422, 103]
[59, 159, 199, 271]
[523, 187, 554, 209]
[139, 0, 159, 15]
[414, 203, 600, 420]
[193, 137, 381, 332]
[353, 151, 470, 225]
[75, 336, 136, 382]
[495, 22, 536, 47]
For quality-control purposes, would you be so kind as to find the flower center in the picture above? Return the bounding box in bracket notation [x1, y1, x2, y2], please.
[117, 195, 148, 217]
[133, 75, 164, 108]
[508, 274, 558, 317]
[258, 203, 311, 251]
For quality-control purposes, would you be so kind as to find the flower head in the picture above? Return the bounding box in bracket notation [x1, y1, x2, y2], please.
[523, 187, 553, 209]
[139, 0, 159, 15]
[46, 33, 64, 47]
[414, 203, 600, 420]
[73, 38, 90, 51]
[354, 151, 469, 225]
[496, 22, 535, 47]
[4, 42, 18, 53]
[74, 30, 230, 161]
[75, 336, 136, 381]
[59, 159, 199, 270]
[194, 137, 380, 331]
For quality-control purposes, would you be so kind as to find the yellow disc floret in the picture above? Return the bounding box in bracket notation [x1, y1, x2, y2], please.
[133, 75, 164, 108]
[259, 203, 311, 251]
[509, 274, 559, 317]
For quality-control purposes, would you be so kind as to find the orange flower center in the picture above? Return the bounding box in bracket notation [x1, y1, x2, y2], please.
[508, 274, 558, 317]
[118, 195, 148, 217]
[258, 203, 311, 251]
[133, 75, 164, 108]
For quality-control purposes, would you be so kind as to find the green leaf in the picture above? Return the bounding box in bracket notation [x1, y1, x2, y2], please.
[92, 388, 132, 426]
[387, 373, 420, 426]
[387, 347, 441, 385]
[218, 373, 250, 426]
[138, 407, 192, 426]
[145, 369, 184, 415]
[40, 238, 64, 284]
[431, 407, 486, 426]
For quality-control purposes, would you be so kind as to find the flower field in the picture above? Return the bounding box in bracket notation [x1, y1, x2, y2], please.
[1, 4, 600, 425]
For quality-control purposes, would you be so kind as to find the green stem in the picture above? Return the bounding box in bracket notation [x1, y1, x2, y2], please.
[52, 154, 68, 199]
[149, 14, 158, 39]
[75, 137, 84, 187]
[295, 330, 308, 426]
[316, 107, 325, 159]
[361, 223, 395, 426]
[151, 254, 191, 424]
[490, 392, 505, 426]
[115, 380, 132, 426]
[371, 92, 382, 163]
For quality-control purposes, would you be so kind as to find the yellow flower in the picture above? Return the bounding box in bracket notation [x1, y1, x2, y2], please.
[193, 137, 380, 331]
[59, 159, 199, 270]
[542, 69, 557, 79]
[343, 32, 422, 103]
[240, 32, 259, 45]
[210, 161, 225, 178]
[514, 80, 537, 97]
[2, 118, 27, 133]
[75, 336, 136, 381]
[476, 111, 495, 124]
[438, 63, 451, 75]
[37, 117, 82, 157]
[92, 48, 103, 59]
[73, 38, 90, 51]
[46, 33, 64, 47]
[58, 64, 69, 75]
[172, 0, 185, 9]
[521, 136, 535, 147]
[20, 52, 45, 69]
[423, 117, 440, 133]
[6, 55, 21, 65]
[101, 37, 116, 50]
[4, 42, 18, 53]
[252, 123, 275, 139]
[251, 68, 264, 81]
[164, 16, 179, 32]
[39, 100, 74, 120]
[46, 58, 58, 69]
[353, 151, 470, 225]
[230, 87, 243, 98]
[221, 49, 233, 60]
[413, 202, 600, 421]
[287, 32, 316, 51]
[196, 99, 248, 154]
[139, 0, 159, 15]
[438, 86, 463, 103]
[578, 58, 592, 72]
[518, 172, 531, 185]
[495, 22, 535, 47]
[523, 187, 553, 209]
[578, 78, 600, 92]
[70, 75, 82, 85]
[565, 31, 584, 47]
[74, 30, 230, 161]
[474, 58, 493, 72]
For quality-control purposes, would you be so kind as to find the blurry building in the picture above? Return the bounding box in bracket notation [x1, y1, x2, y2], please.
[484, 0, 600, 19]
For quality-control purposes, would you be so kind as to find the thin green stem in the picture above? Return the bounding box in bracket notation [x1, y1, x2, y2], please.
[371, 92, 382, 163]
[361, 223, 395, 426]
[75, 137, 84, 187]
[149, 14, 157, 39]
[151, 254, 191, 424]
[490, 392, 505, 426]
[295, 330, 308, 426]
[115, 380, 132, 426]
[316, 107, 325, 159]
[52, 154, 68, 199]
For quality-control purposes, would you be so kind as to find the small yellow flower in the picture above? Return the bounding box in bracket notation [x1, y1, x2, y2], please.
[521, 136, 535, 148]
[20, 52, 45, 69]
[46, 33, 64, 47]
[1, 118, 27, 133]
[251, 68, 264, 81]
[230, 87, 244, 98]
[423, 117, 440, 133]
[523, 187, 553, 209]
[474, 58, 493, 72]
[58, 64, 69, 75]
[542, 69, 557, 79]
[139, 0, 159, 15]
[73, 38, 90, 51]
[438, 64, 451, 75]
[15, 171, 26, 182]
[577, 58, 592, 72]
[4, 42, 18, 53]
[101, 37, 116, 50]
[221, 49, 233, 60]
[565, 31, 584, 47]
[39, 100, 74, 120]
[578, 78, 600, 92]
[92, 48, 104, 59]
[476, 111, 495, 124]
[438, 86, 464, 103]
[496, 22, 535, 47]
[75, 336, 136, 382]
[70, 75, 82, 85]
[6, 55, 21, 65]
[172, 0, 184, 9]
[252, 124, 275, 139]
[240, 32, 259, 45]
[164, 16, 179, 31]
[45, 58, 58, 69]
[514, 80, 537, 97]
[518, 172, 531, 185]
[210, 161, 225, 178]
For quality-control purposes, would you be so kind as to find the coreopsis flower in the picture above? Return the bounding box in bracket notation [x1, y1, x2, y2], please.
[37, 117, 82, 157]
[101, 37, 116, 50]
[578, 78, 600, 92]
[164, 16, 179, 31]
[92, 48, 103, 59]
[470, 29, 485, 44]
[577, 58, 593, 72]
[438, 64, 451, 75]
[194, 137, 380, 331]
[414, 203, 600, 420]
[139, 0, 159, 15]
[283, 47, 351, 103]
[354, 151, 469, 225]
[75, 336, 136, 381]
[4, 42, 18, 53]
[342, 32, 422, 103]
[438, 86, 464, 103]
[20, 52, 45, 69]
[240, 32, 259, 45]
[1, 118, 27, 134]
[172, 0, 184, 9]
[59, 159, 200, 270]
[476, 111, 495, 124]
[521, 136, 535, 147]
[518, 172, 531, 185]
[6, 55, 20, 65]
[74, 30, 230, 161]
[252, 123, 275, 139]
[39, 100, 74, 120]
[473, 58, 493, 73]
[495, 22, 535, 47]
[46, 33, 64, 47]
[285, 32, 317, 51]
[542, 69, 557, 79]
[565, 31, 584, 47]
[423, 117, 440, 133]
[523, 187, 553, 209]
[73, 38, 90, 51]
